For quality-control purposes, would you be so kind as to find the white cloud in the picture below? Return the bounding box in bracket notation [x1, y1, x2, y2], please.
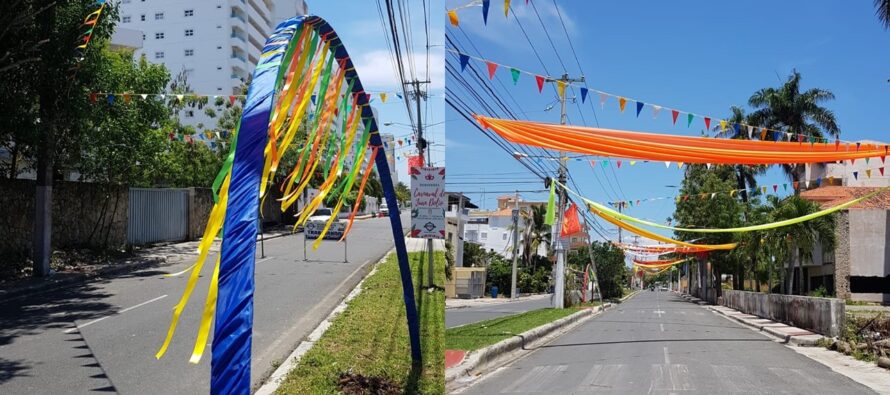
[351, 48, 445, 91]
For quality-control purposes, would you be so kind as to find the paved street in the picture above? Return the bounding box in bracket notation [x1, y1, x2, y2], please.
[460, 291, 876, 394]
[446, 295, 554, 328]
[0, 214, 408, 394]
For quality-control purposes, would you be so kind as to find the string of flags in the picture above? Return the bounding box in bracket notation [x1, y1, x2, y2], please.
[447, 0, 527, 26]
[69, 0, 107, 77]
[88, 90, 430, 106]
[449, 48, 872, 146]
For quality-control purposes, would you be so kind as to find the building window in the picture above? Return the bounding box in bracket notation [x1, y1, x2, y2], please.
[184, 9, 194, 17]
[140, 14, 146, 21]
[185, 110, 194, 118]
[502, 234, 507, 240]
[154, 12, 164, 20]
[155, 32, 164, 39]
[184, 29, 194, 37]
[217, 46, 222, 49]
[184, 49, 194, 56]
[154, 51, 164, 59]
[122, 16, 131, 23]
[481, 232, 487, 240]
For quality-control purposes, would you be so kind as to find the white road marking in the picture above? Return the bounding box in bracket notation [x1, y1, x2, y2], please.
[63, 294, 168, 334]
[663, 347, 670, 364]
[256, 257, 273, 264]
[653, 310, 666, 318]
[660, 323, 665, 332]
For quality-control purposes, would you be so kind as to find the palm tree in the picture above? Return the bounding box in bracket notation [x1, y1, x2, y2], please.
[714, 106, 768, 289]
[518, 205, 551, 270]
[748, 71, 840, 186]
[767, 195, 836, 295]
[877, 0, 890, 29]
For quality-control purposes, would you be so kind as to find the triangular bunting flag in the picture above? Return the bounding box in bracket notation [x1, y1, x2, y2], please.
[664, 161, 671, 168]
[556, 81, 566, 99]
[107, 94, 114, 104]
[616, 160, 622, 168]
[793, 181, 799, 189]
[535, 75, 545, 93]
[671, 110, 679, 125]
[447, 10, 459, 26]
[866, 169, 872, 178]
[482, 0, 490, 24]
[704, 117, 711, 130]
[504, 0, 510, 17]
[652, 105, 661, 119]
[580, 87, 588, 103]
[619, 97, 627, 112]
[141, 94, 148, 100]
[853, 171, 859, 180]
[380, 93, 387, 103]
[229, 95, 236, 105]
[747, 125, 753, 139]
[773, 184, 778, 193]
[486, 61, 498, 79]
[510, 68, 520, 84]
[687, 113, 694, 127]
[719, 119, 727, 131]
[635, 101, 644, 117]
[630, 160, 636, 166]
[880, 167, 885, 176]
[733, 123, 740, 137]
[459, 53, 470, 71]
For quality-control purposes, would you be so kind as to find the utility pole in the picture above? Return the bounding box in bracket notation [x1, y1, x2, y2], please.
[510, 191, 520, 299]
[552, 73, 585, 309]
[455, 195, 466, 267]
[405, 79, 434, 287]
[617, 204, 623, 243]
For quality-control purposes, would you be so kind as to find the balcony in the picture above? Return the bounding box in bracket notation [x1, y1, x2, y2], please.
[230, 52, 247, 63]
[230, 10, 246, 24]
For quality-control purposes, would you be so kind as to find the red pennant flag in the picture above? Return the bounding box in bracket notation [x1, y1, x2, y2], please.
[835, 139, 840, 151]
[617, 160, 622, 168]
[671, 110, 679, 125]
[486, 61, 498, 80]
[123, 93, 131, 103]
[880, 167, 885, 176]
[229, 95, 236, 105]
[407, 155, 424, 168]
[793, 181, 799, 189]
[683, 195, 690, 202]
[560, 203, 582, 237]
[797, 134, 803, 144]
[704, 117, 711, 130]
[535, 75, 545, 93]
[773, 184, 778, 193]
[89, 92, 97, 103]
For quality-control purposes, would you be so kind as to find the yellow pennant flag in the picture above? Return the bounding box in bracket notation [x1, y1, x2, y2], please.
[556, 81, 566, 100]
[867, 169, 872, 178]
[504, 0, 511, 17]
[619, 97, 627, 112]
[380, 93, 387, 103]
[629, 160, 636, 166]
[447, 10, 459, 26]
[719, 120, 727, 131]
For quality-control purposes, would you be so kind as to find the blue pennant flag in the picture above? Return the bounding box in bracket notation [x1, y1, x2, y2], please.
[635, 101, 644, 118]
[774, 131, 782, 142]
[310, 95, 316, 104]
[107, 94, 114, 105]
[459, 53, 470, 71]
[580, 87, 588, 103]
[482, 0, 490, 25]
[733, 123, 741, 137]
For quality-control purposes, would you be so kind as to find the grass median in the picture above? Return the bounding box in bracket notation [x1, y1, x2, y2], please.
[445, 302, 600, 352]
[276, 250, 444, 394]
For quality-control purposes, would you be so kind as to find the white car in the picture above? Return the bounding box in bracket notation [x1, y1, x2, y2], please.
[304, 208, 346, 239]
[379, 202, 389, 217]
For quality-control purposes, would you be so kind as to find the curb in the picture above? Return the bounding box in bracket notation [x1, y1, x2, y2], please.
[253, 246, 395, 395]
[685, 296, 825, 346]
[446, 302, 612, 392]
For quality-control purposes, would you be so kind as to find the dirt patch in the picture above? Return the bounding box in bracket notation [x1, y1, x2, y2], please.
[337, 372, 401, 395]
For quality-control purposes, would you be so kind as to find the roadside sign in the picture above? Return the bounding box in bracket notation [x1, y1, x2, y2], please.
[410, 166, 445, 239]
[304, 220, 346, 240]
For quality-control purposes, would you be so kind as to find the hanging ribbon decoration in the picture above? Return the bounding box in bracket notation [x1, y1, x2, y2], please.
[69, 0, 108, 77]
[476, 116, 889, 165]
[156, 16, 422, 394]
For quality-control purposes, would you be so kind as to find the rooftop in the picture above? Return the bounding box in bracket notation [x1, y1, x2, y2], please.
[800, 186, 890, 210]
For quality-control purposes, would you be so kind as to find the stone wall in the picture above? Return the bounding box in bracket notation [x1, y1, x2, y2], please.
[721, 290, 845, 337]
[187, 188, 215, 240]
[834, 211, 851, 299]
[0, 179, 129, 257]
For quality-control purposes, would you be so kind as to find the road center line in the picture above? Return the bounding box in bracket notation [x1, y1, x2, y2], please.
[63, 294, 168, 334]
[663, 347, 670, 365]
[660, 323, 665, 332]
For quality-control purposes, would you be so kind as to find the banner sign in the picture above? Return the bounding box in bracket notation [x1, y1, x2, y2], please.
[410, 167, 446, 239]
[305, 220, 346, 240]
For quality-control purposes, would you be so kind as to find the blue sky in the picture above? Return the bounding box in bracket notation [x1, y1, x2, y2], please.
[308, 1, 444, 184]
[445, 1, 890, 241]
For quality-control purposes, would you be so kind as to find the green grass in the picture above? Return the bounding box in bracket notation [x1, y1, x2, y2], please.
[445, 304, 596, 351]
[276, 251, 444, 394]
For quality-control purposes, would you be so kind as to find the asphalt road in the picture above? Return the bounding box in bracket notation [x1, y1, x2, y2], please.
[446, 295, 554, 328]
[0, 213, 409, 394]
[461, 291, 876, 394]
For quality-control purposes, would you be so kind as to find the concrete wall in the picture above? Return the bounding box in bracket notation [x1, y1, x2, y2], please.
[0, 179, 129, 257]
[721, 290, 845, 337]
[847, 209, 890, 303]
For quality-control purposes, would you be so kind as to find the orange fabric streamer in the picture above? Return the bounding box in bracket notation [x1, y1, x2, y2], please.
[340, 146, 380, 240]
[475, 116, 889, 165]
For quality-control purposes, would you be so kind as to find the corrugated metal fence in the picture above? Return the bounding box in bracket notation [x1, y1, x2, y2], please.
[127, 188, 189, 245]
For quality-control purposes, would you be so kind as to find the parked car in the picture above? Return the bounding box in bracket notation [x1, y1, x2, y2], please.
[379, 202, 389, 217]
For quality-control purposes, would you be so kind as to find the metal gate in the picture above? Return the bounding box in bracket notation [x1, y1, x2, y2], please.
[127, 188, 189, 245]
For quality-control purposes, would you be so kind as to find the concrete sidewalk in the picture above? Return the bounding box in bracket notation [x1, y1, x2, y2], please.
[446, 293, 551, 310]
[678, 293, 824, 346]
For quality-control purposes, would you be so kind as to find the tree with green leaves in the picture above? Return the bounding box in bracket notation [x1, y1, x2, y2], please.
[876, 0, 890, 29]
[747, 71, 840, 185]
[395, 181, 410, 206]
[519, 205, 551, 271]
[567, 241, 627, 300]
[766, 195, 836, 295]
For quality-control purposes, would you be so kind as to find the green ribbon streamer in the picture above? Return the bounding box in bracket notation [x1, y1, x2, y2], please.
[211, 125, 240, 203]
[545, 182, 556, 226]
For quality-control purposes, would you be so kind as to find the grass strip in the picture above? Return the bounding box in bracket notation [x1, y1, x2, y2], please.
[276, 251, 445, 394]
[445, 303, 598, 352]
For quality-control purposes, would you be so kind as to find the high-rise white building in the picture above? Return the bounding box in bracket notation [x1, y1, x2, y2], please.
[118, 0, 308, 128]
[380, 133, 399, 187]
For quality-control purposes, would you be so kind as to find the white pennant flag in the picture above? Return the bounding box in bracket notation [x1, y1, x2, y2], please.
[786, 132, 792, 141]
[710, 193, 716, 199]
[176, 94, 184, 101]
[805, 180, 810, 188]
[747, 125, 753, 139]
[140, 94, 148, 100]
[652, 105, 662, 119]
[706, 163, 712, 169]
[664, 161, 671, 168]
